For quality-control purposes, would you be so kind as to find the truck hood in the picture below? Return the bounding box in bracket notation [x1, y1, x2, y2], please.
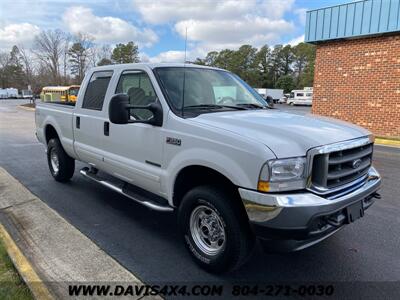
[192, 110, 370, 158]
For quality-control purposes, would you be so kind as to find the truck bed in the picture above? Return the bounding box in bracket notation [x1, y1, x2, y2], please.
[35, 102, 77, 159]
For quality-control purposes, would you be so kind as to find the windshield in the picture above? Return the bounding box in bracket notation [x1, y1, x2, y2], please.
[69, 87, 79, 96]
[154, 67, 267, 113]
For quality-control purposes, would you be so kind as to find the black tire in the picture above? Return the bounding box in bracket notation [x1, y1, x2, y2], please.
[47, 138, 75, 182]
[178, 185, 255, 273]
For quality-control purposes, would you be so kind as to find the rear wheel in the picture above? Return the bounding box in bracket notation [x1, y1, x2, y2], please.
[178, 185, 255, 273]
[47, 138, 75, 182]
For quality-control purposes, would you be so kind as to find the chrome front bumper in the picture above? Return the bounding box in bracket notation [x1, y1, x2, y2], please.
[239, 166, 381, 224]
[239, 167, 381, 252]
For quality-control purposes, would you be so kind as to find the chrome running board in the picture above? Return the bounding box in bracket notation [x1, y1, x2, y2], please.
[80, 167, 174, 212]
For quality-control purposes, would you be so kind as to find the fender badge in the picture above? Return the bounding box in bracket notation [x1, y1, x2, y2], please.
[166, 137, 181, 146]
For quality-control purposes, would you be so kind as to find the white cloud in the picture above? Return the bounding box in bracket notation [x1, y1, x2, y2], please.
[63, 6, 158, 47]
[259, 0, 295, 19]
[175, 17, 294, 50]
[288, 34, 304, 46]
[132, 0, 257, 24]
[294, 8, 308, 26]
[133, 0, 295, 51]
[147, 50, 186, 63]
[145, 46, 210, 63]
[0, 23, 41, 49]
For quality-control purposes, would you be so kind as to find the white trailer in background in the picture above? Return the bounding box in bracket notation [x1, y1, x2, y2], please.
[254, 88, 284, 103]
[0, 89, 7, 99]
[0, 88, 18, 99]
[287, 87, 313, 106]
[21, 89, 33, 99]
[6, 88, 18, 98]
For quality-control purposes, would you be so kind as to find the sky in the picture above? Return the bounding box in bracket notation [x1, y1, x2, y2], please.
[0, 0, 345, 62]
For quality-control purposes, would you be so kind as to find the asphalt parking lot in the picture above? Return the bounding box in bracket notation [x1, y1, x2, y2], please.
[274, 103, 311, 115]
[0, 100, 399, 293]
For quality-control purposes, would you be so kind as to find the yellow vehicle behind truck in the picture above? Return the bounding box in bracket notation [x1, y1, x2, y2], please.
[40, 86, 80, 103]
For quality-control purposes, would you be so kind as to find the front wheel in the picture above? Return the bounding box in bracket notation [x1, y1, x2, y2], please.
[178, 186, 255, 273]
[47, 138, 75, 182]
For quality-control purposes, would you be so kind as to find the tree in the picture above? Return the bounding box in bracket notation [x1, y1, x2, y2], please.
[279, 45, 293, 76]
[292, 42, 316, 86]
[68, 34, 94, 83]
[213, 49, 235, 70]
[269, 45, 285, 87]
[0, 46, 25, 89]
[276, 75, 295, 93]
[111, 42, 139, 64]
[60, 33, 72, 85]
[233, 45, 258, 85]
[18, 46, 34, 88]
[33, 29, 66, 85]
[254, 45, 272, 88]
[193, 58, 205, 65]
[204, 51, 219, 66]
[97, 58, 112, 66]
[96, 44, 112, 66]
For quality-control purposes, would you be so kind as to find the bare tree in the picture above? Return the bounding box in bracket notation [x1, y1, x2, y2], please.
[33, 29, 66, 85]
[0, 51, 10, 88]
[96, 44, 113, 66]
[0, 52, 9, 69]
[18, 46, 34, 88]
[62, 33, 72, 85]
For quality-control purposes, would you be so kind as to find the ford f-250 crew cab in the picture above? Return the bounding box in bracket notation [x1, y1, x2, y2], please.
[35, 63, 381, 273]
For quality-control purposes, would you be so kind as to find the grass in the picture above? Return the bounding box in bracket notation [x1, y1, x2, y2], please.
[376, 136, 400, 141]
[0, 239, 33, 300]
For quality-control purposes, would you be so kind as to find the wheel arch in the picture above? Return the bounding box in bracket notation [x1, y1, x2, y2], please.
[44, 124, 60, 145]
[172, 165, 244, 210]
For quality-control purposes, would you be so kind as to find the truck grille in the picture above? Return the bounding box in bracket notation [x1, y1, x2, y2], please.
[310, 142, 373, 193]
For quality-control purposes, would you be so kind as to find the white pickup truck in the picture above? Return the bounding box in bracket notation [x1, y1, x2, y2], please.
[35, 63, 381, 273]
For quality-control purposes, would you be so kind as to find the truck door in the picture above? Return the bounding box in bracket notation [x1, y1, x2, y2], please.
[101, 69, 164, 193]
[73, 70, 113, 168]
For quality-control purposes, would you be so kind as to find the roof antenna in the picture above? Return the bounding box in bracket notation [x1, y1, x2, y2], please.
[181, 26, 188, 117]
[184, 26, 188, 63]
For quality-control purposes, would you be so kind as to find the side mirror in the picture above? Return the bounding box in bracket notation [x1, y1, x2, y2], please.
[109, 94, 130, 124]
[108, 93, 163, 126]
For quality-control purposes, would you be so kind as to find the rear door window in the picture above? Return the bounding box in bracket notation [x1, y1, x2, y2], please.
[82, 71, 113, 110]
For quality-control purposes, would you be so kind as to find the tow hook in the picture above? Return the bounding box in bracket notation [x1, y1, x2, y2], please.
[371, 192, 381, 199]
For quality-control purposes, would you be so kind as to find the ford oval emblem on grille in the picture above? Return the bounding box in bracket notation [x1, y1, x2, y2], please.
[352, 159, 362, 169]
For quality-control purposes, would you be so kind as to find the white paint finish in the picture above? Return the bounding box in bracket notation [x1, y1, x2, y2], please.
[35, 63, 372, 206]
[99, 65, 165, 193]
[191, 110, 370, 158]
[35, 103, 77, 158]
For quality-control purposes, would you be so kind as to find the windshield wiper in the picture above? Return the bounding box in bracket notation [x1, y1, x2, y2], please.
[236, 103, 268, 109]
[184, 104, 247, 110]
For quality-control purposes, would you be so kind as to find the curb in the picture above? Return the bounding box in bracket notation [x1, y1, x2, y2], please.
[375, 138, 400, 148]
[0, 167, 151, 299]
[0, 223, 53, 300]
[18, 105, 35, 111]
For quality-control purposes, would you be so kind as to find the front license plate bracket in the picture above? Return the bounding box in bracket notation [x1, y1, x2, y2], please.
[346, 201, 364, 224]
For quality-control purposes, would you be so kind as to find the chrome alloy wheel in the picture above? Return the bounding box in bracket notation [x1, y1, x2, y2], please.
[50, 148, 59, 174]
[189, 204, 226, 256]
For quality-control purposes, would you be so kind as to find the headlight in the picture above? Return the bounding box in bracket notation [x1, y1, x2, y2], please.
[258, 157, 307, 192]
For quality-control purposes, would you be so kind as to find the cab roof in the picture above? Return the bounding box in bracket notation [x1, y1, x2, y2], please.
[89, 63, 224, 72]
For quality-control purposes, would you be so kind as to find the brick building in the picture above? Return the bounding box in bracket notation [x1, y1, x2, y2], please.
[305, 0, 400, 138]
